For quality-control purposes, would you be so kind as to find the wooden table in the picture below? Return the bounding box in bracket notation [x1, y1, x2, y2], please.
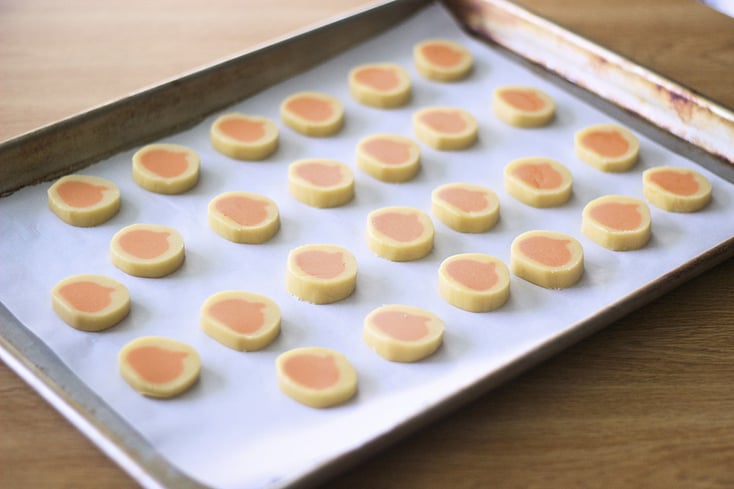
[1, 1, 733, 487]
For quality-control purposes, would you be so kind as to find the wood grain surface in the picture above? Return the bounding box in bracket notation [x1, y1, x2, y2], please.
[1, 1, 733, 488]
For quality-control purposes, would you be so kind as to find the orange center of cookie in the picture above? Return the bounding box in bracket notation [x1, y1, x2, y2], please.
[139, 149, 189, 178]
[126, 346, 188, 384]
[372, 310, 430, 341]
[438, 187, 488, 212]
[58, 281, 114, 313]
[283, 353, 339, 390]
[286, 97, 333, 122]
[218, 118, 266, 142]
[650, 170, 699, 196]
[372, 212, 425, 242]
[118, 229, 171, 259]
[56, 181, 107, 208]
[500, 89, 546, 112]
[295, 250, 345, 279]
[354, 67, 400, 91]
[208, 298, 265, 334]
[420, 111, 467, 134]
[215, 195, 269, 226]
[513, 161, 563, 189]
[421, 44, 463, 67]
[519, 236, 572, 267]
[295, 162, 343, 187]
[363, 138, 411, 165]
[446, 259, 498, 291]
[582, 130, 629, 158]
[590, 202, 642, 231]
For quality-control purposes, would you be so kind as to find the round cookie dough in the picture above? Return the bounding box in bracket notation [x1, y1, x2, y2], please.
[510, 230, 584, 289]
[200, 290, 281, 351]
[286, 244, 357, 304]
[413, 39, 473, 82]
[132, 143, 200, 194]
[349, 63, 411, 108]
[47, 174, 120, 227]
[366, 206, 434, 261]
[413, 106, 478, 150]
[288, 159, 354, 208]
[110, 223, 185, 278]
[276, 347, 357, 408]
[492, 86, 555, 127]
[438, 253, 510, 312]
[356, 133, 421, 183]
[363, 304, 444, 362]
[582, 195, 651, 251]
[119, 336, 201, 398]
[575, 123, 640, 172]
[51, 274, 130, 331]
[504, 157, 573, 208]
[208, 191, 280, 244]
[643, 166, 712, 212]
[431, 182, 500, 233]
[210, 112, 279, 160]
[280, 91, 344, 137]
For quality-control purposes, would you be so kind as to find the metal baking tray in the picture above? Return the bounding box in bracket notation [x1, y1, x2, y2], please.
[1, 1, 732, 488]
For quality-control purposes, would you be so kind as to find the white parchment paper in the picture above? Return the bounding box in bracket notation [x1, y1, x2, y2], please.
[1, 4, 733, 488]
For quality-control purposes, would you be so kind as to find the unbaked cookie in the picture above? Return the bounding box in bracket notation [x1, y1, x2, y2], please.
[413, 107, 478, 150]
[575, 124, 640, 172]
[200, 290, 281, 351]
[110, 223, 185, 278]
[366, 206, 434, 261]
[132, 143, 200, 194]
[276, 347, 358, 408]
[288, 159, 354, 208]
[119, 336, 201, 398]
[208, 191, 280, 244]
[210, 113, 279, 160]
[582, 195, 651, 251]
[51, 274, 130, 331]
[356, 134, 421, 183]
[504, 157, 573, 208]
[349, 63, 411, 108]
[438, 253, 510, 312]
[413, 39, 473, 82]
[280, 91, 344, 137]
[47, 174, 120, 227]
[431, 182, 500, 233]
[363, 304, 444, 362]
[510, 230, 584, 289]
[286, 244, 357, 304]
[492, 86, 555, 127]
[642, 166, 712, 212]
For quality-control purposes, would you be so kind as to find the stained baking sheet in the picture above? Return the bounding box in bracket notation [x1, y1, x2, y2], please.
[1, 2, 733, 489]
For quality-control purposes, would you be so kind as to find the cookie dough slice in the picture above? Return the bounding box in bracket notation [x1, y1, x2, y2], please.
[356, 134, 421, 183]
[208, 191, 280, 244]
[575, 124, 640, 172]
[413, 107, 478, 150]
[413, 39, 473, 82]
[643, 166, 712, 212]
[286, 244, 357, 304]
[276, 347, 357, 408]
[280, 91, 344, 137]
[363, 304, 444, 362]
[119, 336, 201, 398]
[582, 195, 651, 251]
[349, 63, 411, 108]
[200, 290, 280, 351]
[51, 274, 130, 331]
[47, 174, 120, 227]
[492, 86, 555, 127]
[366, 206, 434, 261]
[110, 223, 185, 278]
[210, 113, 279, 160]
[510, 230, 584, 289]
[431, 182, 500, 233]
[504, 157, 573, 208]
[132, 143, 200, 194]
[288, 159, 354, 208]
[438, 253, 510, 312]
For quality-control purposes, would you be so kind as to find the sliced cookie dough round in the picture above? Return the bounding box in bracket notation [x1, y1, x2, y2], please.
[286, 244, 357, 304]
[510, 230, 584, 289]
[363, 304, 444, 362]
[47, 174, 120, 227]
[582, 195, 651, 251]
[208, 191, 280, 244]
[492, 85, 555, 127]
[356, 133, 421, 183]
[349, 63, 411, 108]
[438, 253, 510, 312]
[276, 347, 357, 408]
[504, 157, 573, 208]
[431, 182, 500, 233]
[200, 290, 281, 351]
[643, 166, 712, 212]
[413, 106, 478, 150]
[132, 143, 200, 194]
[288, 159, 354, 208]
[280, 91, 344, 137]
[575, 123, 640, 172]
[110, 223, 185, 278]
[210, 113, 279, 160]
[119, 336, 201, 398]
[51, 274, 130, 331]
[366, 206, 434, 261]
[413, 39, 473, 82]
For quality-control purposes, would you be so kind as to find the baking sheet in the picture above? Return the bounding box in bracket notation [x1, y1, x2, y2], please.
[0, 3, 733, 489]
